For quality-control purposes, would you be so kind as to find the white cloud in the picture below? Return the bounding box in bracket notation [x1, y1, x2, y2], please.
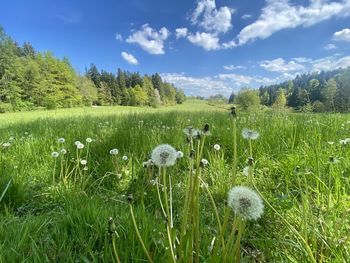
[187, 32, 220, 51]
[312, 55, 350, 71]
[190, 0, 234, 34]
[217, 74, 252, 85]
[324, 43, 337, 50]
[175, 28, 188, 39]
[293, 57, 313, 63]
[260, 58, 305, 73]
[115, 33, 123, 41]
[223, 64, 246, 70]
[126, 24, 170, 55]
[121, 52, 138, 65]
[237, 0, 350, 45]
[334, 28, 350, 42]
[160, 72, 234, 97]
[241, 14, 252, 19]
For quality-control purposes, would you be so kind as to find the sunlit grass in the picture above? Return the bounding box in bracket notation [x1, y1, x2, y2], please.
[0, 100, 349, 262]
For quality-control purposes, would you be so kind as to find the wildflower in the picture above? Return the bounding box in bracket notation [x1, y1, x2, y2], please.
[340, 139, 347, 145]
[201, 158, 209, 167]
[80, 159, 87, 165]
[177, 151, 184, 158]
[58, 138, 65, 143]
[143, 159, 153, 168]
[183, 127, 201, 139]
[242, 128, 260, 140]
[77, 143, 85, 149]
[228, 186, 264, 220]
[60, 148, 67, 155]
[51, 152, 59, 158]
[149, 179, 157, 185]
[110, 148, 119, 155]
[83, 166, 88, 171]
[74, 141, 81, 146]
[151, 144, 177, 167]
[86, 138, 93, 143]
[122, 155, 128, 161]
[213, 144, 221, 151]
[329, 156, 340, 164]
[2, 142, 10, 148]
[202, 123, 210, 135]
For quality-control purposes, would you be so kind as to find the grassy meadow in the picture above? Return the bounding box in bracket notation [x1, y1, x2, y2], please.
[0, 100, 349, 262]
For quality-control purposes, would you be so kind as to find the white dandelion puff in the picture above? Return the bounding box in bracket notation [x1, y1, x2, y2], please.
[122, 155, 128, 161]
[51, 152, 59, 158]
[213, 144, 221, 151]
[151, 144, 177, 167]
[74, 141, 81, 146]
[201, 158, 209, 166]
[143, 159, 153, 168]
[58, 138, 65, 143]
[77, 143, 85, 149]
[83, 166, 88, 171]
[340, 139, 347, 145]
[110, 148, 119, 155]
[86, 138, 93, 143]
[60, 148, 67, 155]
[183, 127, 201, 139]
[80, 159, 87, 165]
[242, 128, 260, 140]
[177, 151, 184, 158]
[2, 142, 11, 148]
[228, 186, 264, 220]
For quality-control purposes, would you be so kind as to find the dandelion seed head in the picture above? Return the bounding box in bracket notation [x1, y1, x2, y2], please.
[86, 138, 92, 143]
[74, 141, 81, 146]
[151, 144, 177, 167]
[51, 152, 59, 158]
[122, 155, 128, 161]
[80, 159, 87, 165]
[242, 128, 260, 140]
[143, 159, 153, 168]
[77, 143, 84, 149]
[83, 166, 88, 171]
[228, 186, 264, 220]
[58, 138, 65, 143]
[214, 144, 221, 151]
[201, 158, 209, 166]
[60, 148, 67, 155]
[177, 151, 184, 158]
[110, 148, 119, 155]
[2, 142, 11, 148]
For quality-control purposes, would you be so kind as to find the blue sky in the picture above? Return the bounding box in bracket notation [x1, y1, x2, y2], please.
[1, 0, 350, 97]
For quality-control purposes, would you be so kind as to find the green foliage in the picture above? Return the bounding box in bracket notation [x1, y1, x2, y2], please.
[0, 26, 184, 112]
[235, 88, 260, 110]
[260, 68, 350, 112]
[272, 88, 287, 109]
[0, 101, 349, 262]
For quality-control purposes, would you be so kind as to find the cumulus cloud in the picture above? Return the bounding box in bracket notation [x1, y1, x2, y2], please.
[223, 64, 246, 70]
[241, 14, 253, 19]
[260, 58, 305, 73]
[175, 28, 188, 39]
[311, 55, 350, 71]
[126, 24, 170, 55]
[187, 32, 220, 50]
[115, 33, 123, 41]
[217, 74, 252, 85]
[333, 28, 350, 42]
[190, 0, 234, 34]
[121, 52, 138, 65]
[324, 43, 337, 50]
[237, 0, 350, 45]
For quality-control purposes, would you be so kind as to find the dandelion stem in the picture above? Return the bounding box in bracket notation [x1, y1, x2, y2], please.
[112, 235, 121, 263]
[129, 204, 154, 263]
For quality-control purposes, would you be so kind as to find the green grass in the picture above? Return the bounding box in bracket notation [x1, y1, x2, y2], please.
[0, 100, 349, 262]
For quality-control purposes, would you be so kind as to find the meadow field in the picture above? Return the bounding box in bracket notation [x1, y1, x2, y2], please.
[0, 100, 349, 262]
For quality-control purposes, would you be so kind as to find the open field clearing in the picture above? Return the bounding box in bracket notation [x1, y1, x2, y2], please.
[0, 100, 349, 262]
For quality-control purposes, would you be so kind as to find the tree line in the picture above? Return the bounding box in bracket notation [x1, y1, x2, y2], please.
[0, 26, 185, 112]
[230, 67, 350, 112]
